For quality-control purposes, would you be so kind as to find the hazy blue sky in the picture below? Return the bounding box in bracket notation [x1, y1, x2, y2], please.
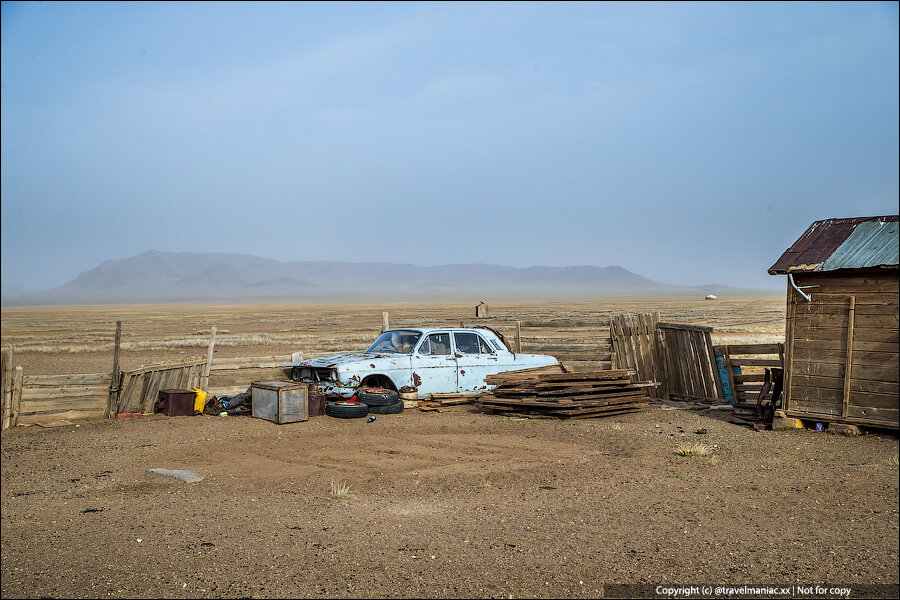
[2, 1, 898, 291]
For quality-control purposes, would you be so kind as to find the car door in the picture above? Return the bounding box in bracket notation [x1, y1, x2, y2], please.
[453, 331, 499, 393]
[410, 332, 457, 397]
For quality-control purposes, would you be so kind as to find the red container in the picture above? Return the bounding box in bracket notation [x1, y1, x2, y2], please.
[155, 389, 197, 417]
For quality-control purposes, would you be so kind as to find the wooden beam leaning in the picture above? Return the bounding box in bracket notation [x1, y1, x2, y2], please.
[382, 312, 389, 333]
[515, 321, 522, 353]
[704, 328, 725, 400]
[842, 295, 856, 419]
[104, 320, 122, 419]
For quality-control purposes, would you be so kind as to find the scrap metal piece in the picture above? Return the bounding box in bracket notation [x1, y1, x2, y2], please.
[147, 468, 204, 483]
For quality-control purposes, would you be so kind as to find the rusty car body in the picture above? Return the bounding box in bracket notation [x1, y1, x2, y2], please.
[285, 327, 558, 399]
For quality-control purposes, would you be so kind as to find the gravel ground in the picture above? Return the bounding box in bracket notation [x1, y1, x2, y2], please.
[1, 406, 898, 599]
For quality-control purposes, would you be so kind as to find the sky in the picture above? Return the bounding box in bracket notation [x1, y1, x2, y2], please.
[1, 1, 898, 291]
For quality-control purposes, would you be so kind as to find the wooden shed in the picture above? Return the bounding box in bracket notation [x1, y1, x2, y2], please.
[769, 215, 899, 429]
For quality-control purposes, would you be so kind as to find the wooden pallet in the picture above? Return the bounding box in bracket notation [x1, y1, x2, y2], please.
[480, 368, 653, 420]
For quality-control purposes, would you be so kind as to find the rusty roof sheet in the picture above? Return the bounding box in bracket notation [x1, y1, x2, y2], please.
[768, 215, 899, 274]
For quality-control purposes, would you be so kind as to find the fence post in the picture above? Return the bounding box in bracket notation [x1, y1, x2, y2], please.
[104, 320, 122, 419]
[11, 366, 23, 428]
[202, 326, 217, 392]
[382, 312, 390, 333]
[1, 348, 10, 430]
[515, 321, 521, 353]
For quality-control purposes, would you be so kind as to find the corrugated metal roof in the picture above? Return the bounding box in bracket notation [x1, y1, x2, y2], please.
[819, 220, 899, 272]
[768, 215, 899, 274]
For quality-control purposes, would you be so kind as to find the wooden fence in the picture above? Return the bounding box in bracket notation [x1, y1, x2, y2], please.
[657, 323, 723, 403]
[3, 310, 774, 427]
[514, 313, 726, 404]
[514, 321, 615, 371]
[2, 350, 24, 429]
[18, 370, 113, 425]
[2, 355, 291, 426]
[116, 360, 206, 415]
[609, 313, 664, 398]
[714, 343, 785, 407]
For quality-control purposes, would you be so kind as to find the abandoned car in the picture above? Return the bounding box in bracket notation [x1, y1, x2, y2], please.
[285, 327, 558, 399]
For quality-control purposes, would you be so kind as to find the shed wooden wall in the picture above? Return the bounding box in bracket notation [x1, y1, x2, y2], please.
[784, 268, 899, 428]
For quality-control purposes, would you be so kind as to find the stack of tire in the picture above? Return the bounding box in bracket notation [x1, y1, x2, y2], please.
[325, 388, 404, 419]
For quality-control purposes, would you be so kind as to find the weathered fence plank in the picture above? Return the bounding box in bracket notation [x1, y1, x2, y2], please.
[657, 323, 722, 402]
[609, 313, 663, 398]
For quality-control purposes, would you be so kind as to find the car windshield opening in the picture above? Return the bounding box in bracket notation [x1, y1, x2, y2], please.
[366, 330, 422, 354]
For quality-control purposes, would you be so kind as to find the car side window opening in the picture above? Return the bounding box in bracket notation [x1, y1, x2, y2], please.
[420, 333, 451, 356]
[454, 332, 492, 354]
[366, 330, 422, 354]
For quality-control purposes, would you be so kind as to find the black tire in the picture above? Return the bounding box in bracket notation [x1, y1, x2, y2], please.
[368, 400, 404, 415]
[325, 400, 369, 419]
[357, 388, 399, 407]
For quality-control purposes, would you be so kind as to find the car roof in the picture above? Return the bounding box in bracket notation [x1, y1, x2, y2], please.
[387, 327, 497, 336]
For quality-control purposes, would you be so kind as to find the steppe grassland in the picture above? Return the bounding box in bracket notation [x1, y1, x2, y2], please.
[0, 297, 785, 376]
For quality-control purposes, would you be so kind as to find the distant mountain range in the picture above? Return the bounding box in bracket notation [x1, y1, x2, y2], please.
[1, 250, 755, 305]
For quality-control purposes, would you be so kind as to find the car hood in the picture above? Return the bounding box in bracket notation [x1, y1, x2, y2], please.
[286, 352, 403, 369]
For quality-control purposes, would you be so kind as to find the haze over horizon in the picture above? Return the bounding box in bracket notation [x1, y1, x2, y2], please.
[3, 247, 783, 295]
[1, 249, 782, 306]
[2, 2, 898, 292]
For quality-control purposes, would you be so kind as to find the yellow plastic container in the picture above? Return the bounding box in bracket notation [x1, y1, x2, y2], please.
[191, 388, 207, 414]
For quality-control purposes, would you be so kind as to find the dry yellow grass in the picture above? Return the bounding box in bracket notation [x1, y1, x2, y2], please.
[330, 478, 351, 499]
[674, 442, 715, 457]
[0, 297, 785, 376]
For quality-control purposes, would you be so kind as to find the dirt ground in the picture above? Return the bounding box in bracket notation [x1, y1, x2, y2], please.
[2, 405, 898, 599]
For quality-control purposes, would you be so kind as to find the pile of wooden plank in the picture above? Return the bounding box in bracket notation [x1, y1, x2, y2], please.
[479, 368, 655, 419]
[418, 366, 569, 412]
[418, 393, 482, 411]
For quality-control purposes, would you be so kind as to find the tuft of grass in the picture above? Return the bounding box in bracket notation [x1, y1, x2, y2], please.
[330, 479, 351, 499]
[611, 422, 622, 431]
[707, 455, 720, 465]
[889, 455, 899, 467]
[674, 442, 714, 457]
[478, 479, 492, 489]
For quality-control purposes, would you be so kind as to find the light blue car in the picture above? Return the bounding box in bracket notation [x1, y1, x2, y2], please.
[285, 327, 558, 399]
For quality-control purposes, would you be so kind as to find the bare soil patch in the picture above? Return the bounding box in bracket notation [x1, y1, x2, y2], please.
[3, 298, 896, 598]
[2, 406, 897, 598]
